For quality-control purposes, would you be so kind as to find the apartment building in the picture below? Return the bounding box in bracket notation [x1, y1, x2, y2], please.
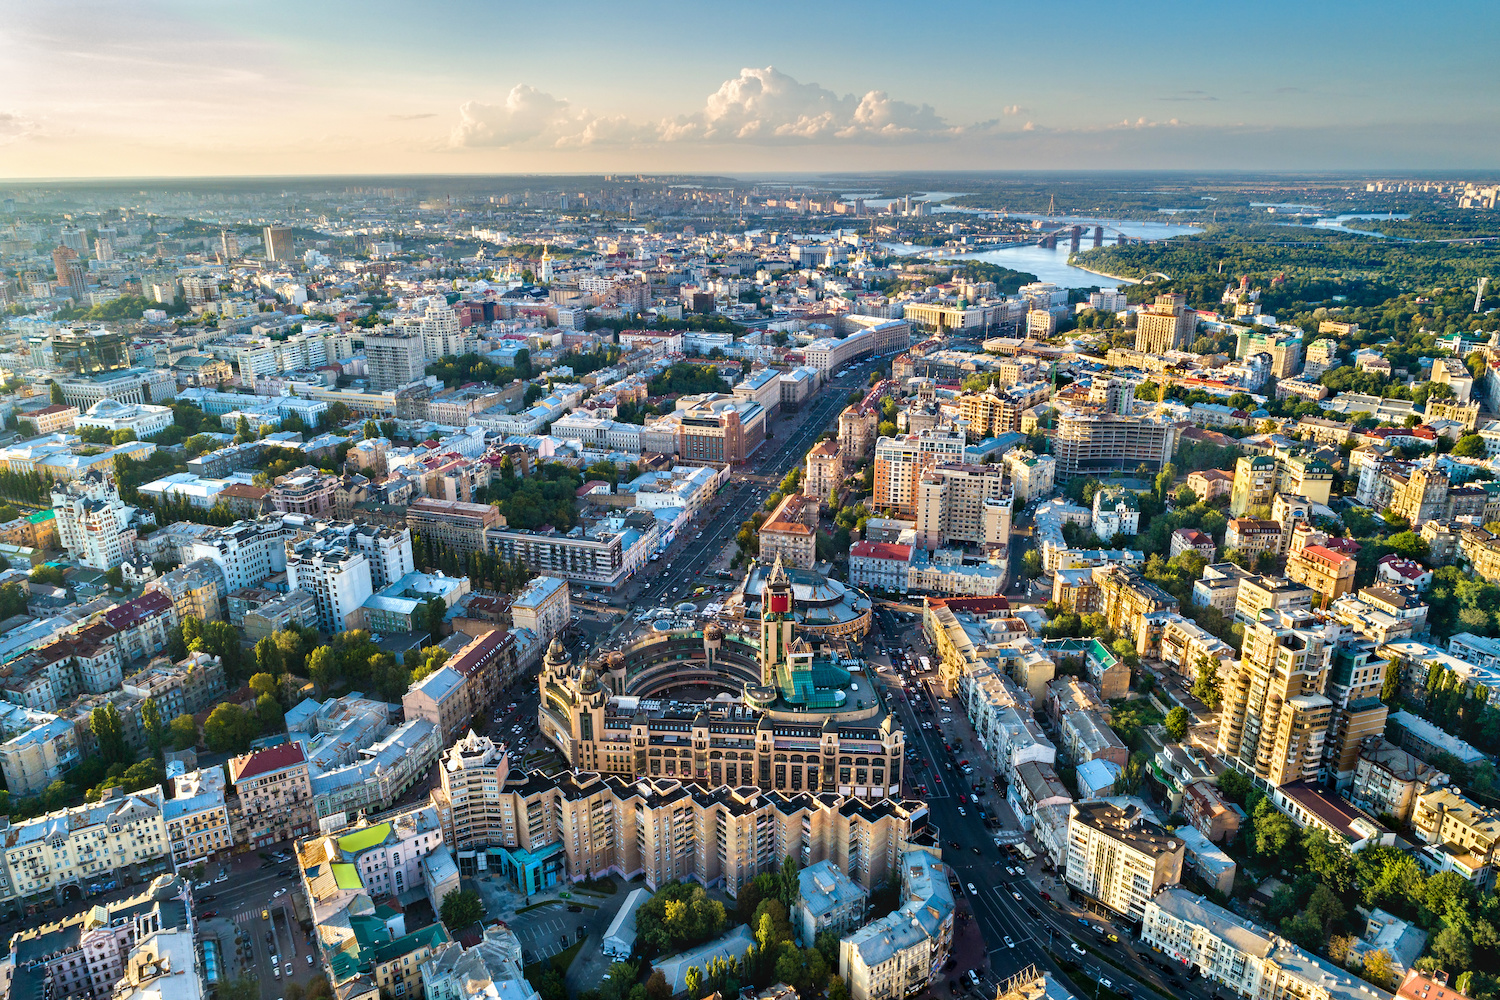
[103, 590, 180, 663]
[0, 789, 171, 908]
[1286, 544, 1356, 608]
[1064, 799, 1183, 921]
[121, 651, 226, 722]
[1136, 294, 1196, 355]
[760, 492, 819, 569]
[840, 851, 954, 1000]
[153, 559, 225, 624]
[363, 330, 427, 392]
[873, 427, 966, 517]
[431, 731, 513, 865]
[849, 541, 915, 594]
[1092, 564, 1178, 641]
[1053, 412, 1176, 481]
[839, 405, 879, 462]
[8, 874, 193, 1000]
[403, 630, 515, 743]
[958, 385, 1022, 438]
[1217, 609, 1334, 788]
[51, 470, 143, 571]
[407, 497, 505, 556]
[1233, 575, 1316, 627]
[914, 463, 1011, 550]
[509, 574, 571, 646]
[1230, 455, 1278, 516]
[299, 805, 447, 903]
[163, 766, 233, 865]
[266, 467, 339, 517]
[463, 764, 927, 901]
[485, 523, 632, 589]
[795, 859, 868, 946]
[1224, 518, 1283, 562]
[1349, 737, 1448, 824]
[0, 708, 78, 796]
[228, 742, 315, 847]
[1092, 489, 1140, 543]
[1005, 450, 1056, 504]
[803, 439, 844, 501]
[1412, 787, 1500, 883]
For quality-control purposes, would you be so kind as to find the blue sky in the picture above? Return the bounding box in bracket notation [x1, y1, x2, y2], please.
[1, 0, 1495, 177]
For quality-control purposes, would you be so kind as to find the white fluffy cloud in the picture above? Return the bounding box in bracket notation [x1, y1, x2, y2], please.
[451, 66, 980, 149]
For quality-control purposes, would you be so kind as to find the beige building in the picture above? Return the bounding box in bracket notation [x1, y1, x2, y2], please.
[1053, 411, 1176, 481]
[1349, 737, 1448, 824]
[1412, 787, 1500, 881]
[958, 386, 1022, 439]
[1234, 574, 1316, 627]
[914, 463, 1012, 550]
[839, 405, 879, 462]
[508, 574, 571, 646]
[163, 766, 234, 864]
[1217, 608, 1334, 788]
[761, 492, 820, 569]
[22, 403, 79, 435]
[840, 850, 954, 1000]
[1092, 564, 1178, 641]
[407, 498, 506, 556]
[804, 438, 844, 500]
[873, 428, 966, 517]
[228, 742, 315, 848]
[1136, 294, 1196, 355]
[1065, 800, 1184, 920]
[1, 788, 171, 907]
[1285, 544, 1357, 609]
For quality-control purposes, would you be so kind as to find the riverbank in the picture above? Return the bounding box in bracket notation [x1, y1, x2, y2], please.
[1069, 260, 1142, 285]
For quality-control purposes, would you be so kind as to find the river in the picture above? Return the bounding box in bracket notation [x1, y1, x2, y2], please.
[878, 216, 1198, 288]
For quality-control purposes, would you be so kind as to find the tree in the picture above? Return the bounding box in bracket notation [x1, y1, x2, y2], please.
[256, 692, 285, 734]
[1192, 655, 1223, 709]
[91, 702, 130, 764]
[307, 645, 339, 694]
[105, 565, 124, 591]
[1164, 706, 1189, 742]
[439, 888, 484, 932]
[1360, 949, 1395, 989]
[202, 703, 255, 753]
[50, 382, 64, 405]
[423, 595, 447, 642]
[683, 968, 703, 1000]
[168, 712, 198, 750]
[1022, 549, 1043, 579]
[250, 672, 280, 701]
[254, 636, 285, 678]
[1430, 926, 1472, 971]
[1255, 808, 1297, 858]
[1454, 434, 1487, 458]
[645, 970, 671, 1000]
[362, 419, 379, 440]
[140, 697, 163, 758]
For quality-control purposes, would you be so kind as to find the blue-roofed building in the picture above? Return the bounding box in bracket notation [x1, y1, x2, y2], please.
[795, 860, 867, 945]
[839, 851, 954, 1000]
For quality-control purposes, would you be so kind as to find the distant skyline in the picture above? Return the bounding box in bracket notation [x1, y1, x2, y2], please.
[1, 0, 1497, 179]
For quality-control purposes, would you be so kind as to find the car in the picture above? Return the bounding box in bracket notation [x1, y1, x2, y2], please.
[949, 840, 961, 849]
[1098, 979, 1113, 990]
[1105, 932, 1120, 943]
[274, 968, 281, 980]
[965, 882, 978, 894]
[1004, 936, 1015, 949]
[1038, 891, 1051, 902]
[307, 955, 314, 966]
[947, 982, 958, 995]
[956, 806, 966, 816]
[1011, 891, 1023, 901]
[1027, 906, 1041, 918]
[273, 888, 287, 898]
[567, 904, 582, 912]
[201, 893, 217, 902]
[200, 909, 218, 918]
[971, 846, 982, 855]
[1078, 918, 1091, 927]
[1071, 943, 1087, 957]
[285, 965, 293, 978]
[194, 881, 211, 891]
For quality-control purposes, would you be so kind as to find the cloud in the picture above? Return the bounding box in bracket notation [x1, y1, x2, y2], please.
[1159, 90, 1217, 102]
[451, 66, 984, 149]
[0, 112, 36, 142]
[389, 113, 436, 121]
[1002, 105, 1024, 116]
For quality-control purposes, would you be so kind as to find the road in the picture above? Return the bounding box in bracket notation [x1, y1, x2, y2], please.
[194, 853, 318, 999]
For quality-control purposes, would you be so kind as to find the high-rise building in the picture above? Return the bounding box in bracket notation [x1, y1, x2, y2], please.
[1053, 412, 1176, 481]
[47, 327, 133, 374]
[263, 225, 293, 262]
[914, 463, 1012, 550]
[219, 229, 239, 262]
[1065, 799, 1184, 921]
[51, 245, 87, 300]
[839, 404, 879, 461]
[873, 426, 966, 517]
[1217, 608, 1335, 788]
[363, 329, 428, 391]
[432, 730, 513, 855]
[51, 470, 143, 571]
[1135, 294, 1196, 355]
[282, 523, 412, 633]
[1320, 638, 1390, 789]
[1230, 454, 1278, 516]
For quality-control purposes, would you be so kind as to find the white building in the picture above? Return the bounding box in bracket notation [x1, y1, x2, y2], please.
[52, 470, 145, 571]
[1092, 488, 1141, 543]
[1065, 799, 1184, 921]
[74, 398, 174, 439]
[286, 528, 376, 633]
[509, 575, 571, 646]
[185, 516, 303, 592]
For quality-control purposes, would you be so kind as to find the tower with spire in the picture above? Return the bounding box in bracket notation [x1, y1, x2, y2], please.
[759, 554, 795, 688]
[539, 244, 553, 285]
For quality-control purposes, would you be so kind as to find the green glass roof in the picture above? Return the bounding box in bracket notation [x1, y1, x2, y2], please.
[331, 863, 363, 890]
[336, 822, 391, 855]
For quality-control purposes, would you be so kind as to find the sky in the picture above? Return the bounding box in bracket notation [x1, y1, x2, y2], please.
[1, 0, 1496, 179]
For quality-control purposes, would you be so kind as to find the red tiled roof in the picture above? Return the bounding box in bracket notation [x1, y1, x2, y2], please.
[850, 541, 912, 561]
[576, 480, 612, 497]
[104, 590, 174, 631]
[229, 741, 307, 782]
[1302, 544, 1353, 566]
[940, 596, 1013, 614]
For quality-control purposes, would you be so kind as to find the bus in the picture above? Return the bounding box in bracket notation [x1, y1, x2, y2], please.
[919, 656, 931, 673]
